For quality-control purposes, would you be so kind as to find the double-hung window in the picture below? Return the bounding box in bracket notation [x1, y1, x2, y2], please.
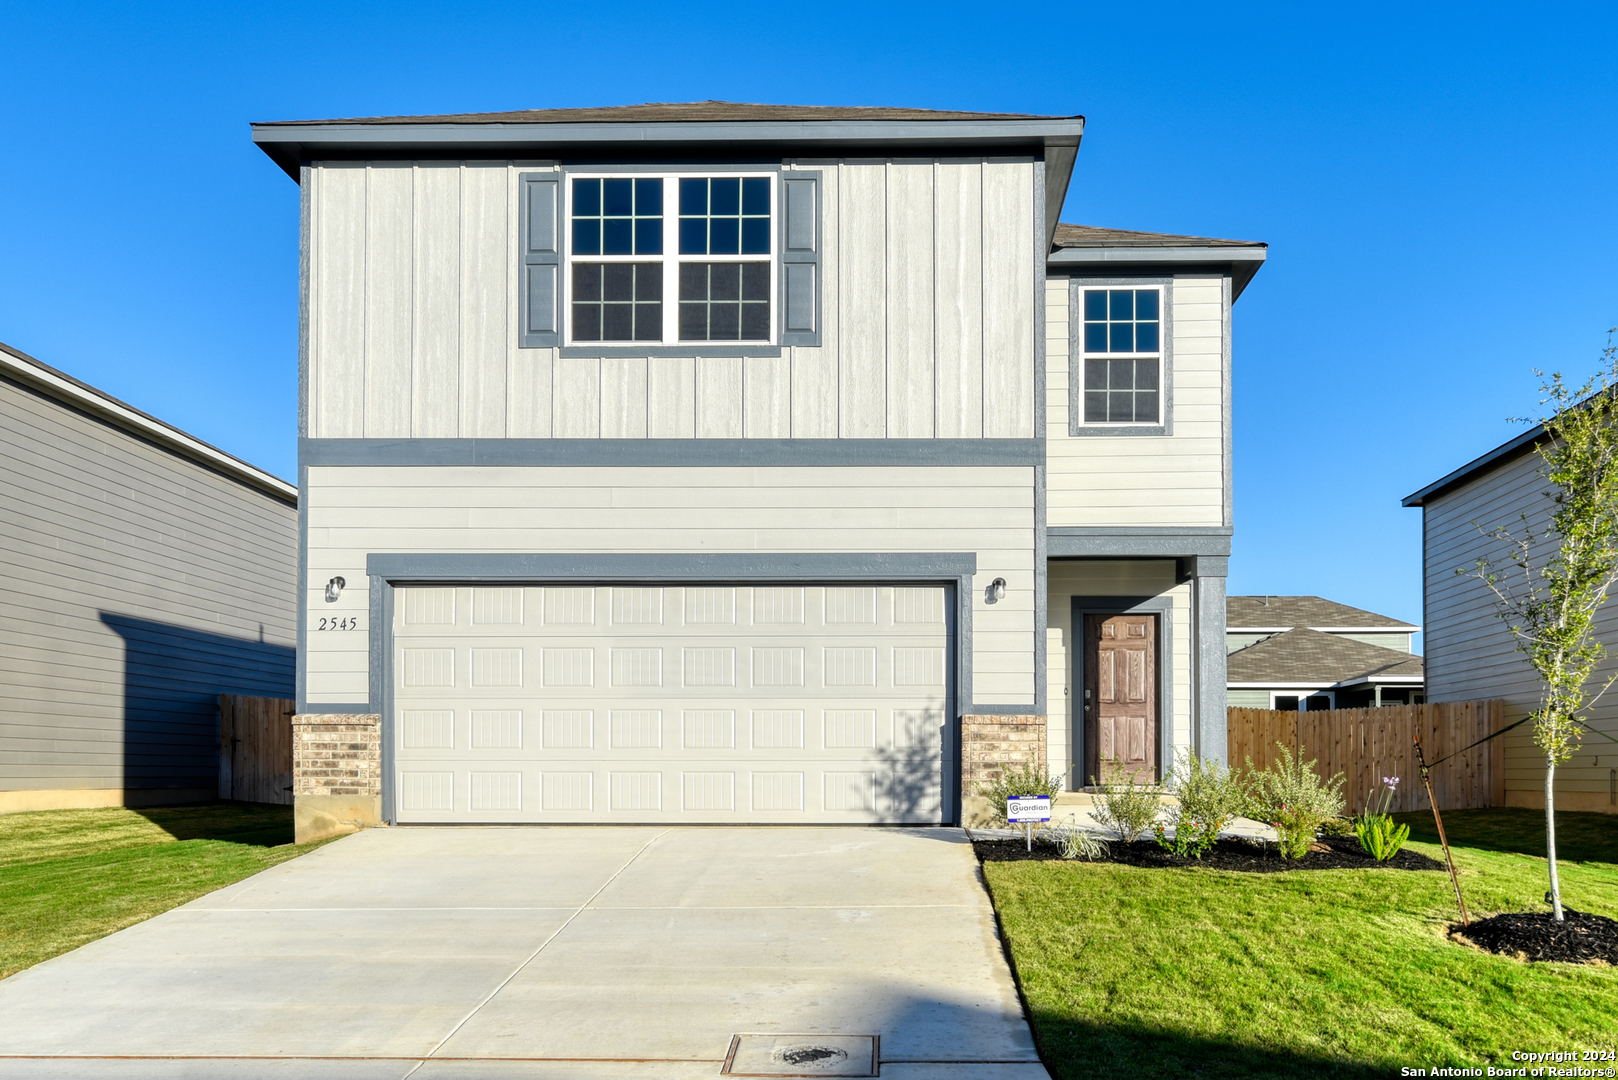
[1078, 286, 1164, 427]
[565, 173, 777, 346]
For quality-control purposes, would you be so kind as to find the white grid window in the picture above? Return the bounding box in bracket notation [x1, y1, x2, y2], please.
[565, 173, 776, 346]
[1080, 287, 1163, 425]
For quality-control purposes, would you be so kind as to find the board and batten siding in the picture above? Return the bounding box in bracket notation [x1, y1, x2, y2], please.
[305, 464, 1036, 707]
[305, 160, 1037, 442]
[0, 376, 296, 804]
[1045, 560, 1194, 783]
[1422, 446, 1618, 810]
[1043, 275, 1227, 527]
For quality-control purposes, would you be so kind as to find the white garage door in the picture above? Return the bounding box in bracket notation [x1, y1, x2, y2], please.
[391, 584, 953, 824]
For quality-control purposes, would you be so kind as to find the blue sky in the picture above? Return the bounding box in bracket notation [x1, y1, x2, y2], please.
[2, 2, 1614, 642]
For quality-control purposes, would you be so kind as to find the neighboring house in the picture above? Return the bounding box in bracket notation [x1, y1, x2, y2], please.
[1225, 595, 1424, 711]
[0, 343, 298, 812]
[1405, 426, 1618, 814]
[251, 101, 1265, 834]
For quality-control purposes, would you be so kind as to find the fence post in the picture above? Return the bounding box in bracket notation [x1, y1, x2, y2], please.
[217, 695, 234, 801]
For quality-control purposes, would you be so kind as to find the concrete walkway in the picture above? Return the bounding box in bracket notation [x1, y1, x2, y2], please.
[0, 827, 1048, 1079]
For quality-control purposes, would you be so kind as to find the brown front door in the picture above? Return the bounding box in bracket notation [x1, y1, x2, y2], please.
[1084, 613, 1159, 784]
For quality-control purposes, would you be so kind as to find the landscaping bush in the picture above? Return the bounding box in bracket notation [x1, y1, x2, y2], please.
[1154, 751, 1247, 858]
[1089, 767, 1163, 844]
[975, 762, 1066, 827]
[1244, 744, 1346, 859]
[1055, 827, 1109, 861]
[1354, 777, 1411, 861]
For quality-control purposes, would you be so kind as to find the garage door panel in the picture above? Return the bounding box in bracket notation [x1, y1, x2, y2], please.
[394, 584, 954, 824]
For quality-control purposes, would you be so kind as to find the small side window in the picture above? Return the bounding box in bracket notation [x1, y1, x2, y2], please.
[1070, 282, 1171, 435]
[1081, 288, 1162, 425]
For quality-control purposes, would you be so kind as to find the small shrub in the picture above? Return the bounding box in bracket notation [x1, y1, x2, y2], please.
[1244, 744, 1346, 860]
[1057, 828, 1109, 861]
[1353, 776, 1410, 861]
[975, 762, 1066, 828]
[1319, 817, 1356, 838]
[1090, 767, 1163, 844]
[1155, 751, 1247, 858]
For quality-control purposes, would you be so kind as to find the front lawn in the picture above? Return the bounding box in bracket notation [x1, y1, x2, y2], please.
[982, 808, 1618, 1078]
[0, 802, 328, 980]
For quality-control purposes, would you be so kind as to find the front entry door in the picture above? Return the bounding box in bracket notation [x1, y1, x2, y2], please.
[1083, 613, 1159, 784]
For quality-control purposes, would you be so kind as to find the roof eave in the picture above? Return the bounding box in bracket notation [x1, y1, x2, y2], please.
[1331, 673, 1427, 689]
[1402, 423, 1545, 507]
[251, 116, 1087, 182]
[1227, 681, 1337, 689]
[1226, 625, 1418, 634]
[0, 342, 297, 504]
[1047, 245, 1268, 300]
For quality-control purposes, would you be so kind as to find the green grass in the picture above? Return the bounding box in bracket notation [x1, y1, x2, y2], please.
[0, 802, 328, 980]
[982, 808, 1618, 1078]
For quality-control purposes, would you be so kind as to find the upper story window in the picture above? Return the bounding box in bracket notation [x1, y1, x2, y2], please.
[566, 173, 774, 345]
[1081, 287, 1162, 425]
[519, 169, 821, 353]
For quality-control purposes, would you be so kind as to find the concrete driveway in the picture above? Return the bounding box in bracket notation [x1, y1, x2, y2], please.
[0, 827, 1048, 1079]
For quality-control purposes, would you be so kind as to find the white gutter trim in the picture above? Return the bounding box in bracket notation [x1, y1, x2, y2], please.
[0, 342, 297, 504]
[1227, 681, 1336, 690]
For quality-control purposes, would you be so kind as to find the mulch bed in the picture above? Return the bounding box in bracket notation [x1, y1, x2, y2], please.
[971, 833, 1446, 873]
[1456, 908, 1618, 965]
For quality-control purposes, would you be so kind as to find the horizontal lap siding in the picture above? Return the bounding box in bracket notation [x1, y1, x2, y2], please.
[304, 465, 1035, 707]
[1044, 276, 1227, 527]
[308, 159, 1036, 443]
[1423, 448, 1618, 798]
[0, 379, 297, 792]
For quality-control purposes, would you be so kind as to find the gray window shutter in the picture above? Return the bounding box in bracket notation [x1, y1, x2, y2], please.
[780, 172, 821, 347]
[520, 172, 561, 348]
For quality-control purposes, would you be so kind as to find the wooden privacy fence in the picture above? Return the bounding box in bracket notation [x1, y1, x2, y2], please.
[218, 694, 295, 805]
[1227, 700, 1506, 815]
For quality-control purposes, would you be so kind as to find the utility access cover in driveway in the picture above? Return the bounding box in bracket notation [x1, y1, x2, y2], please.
[0, 827, 1050, 1079]
[723, 1033, 877, 1076]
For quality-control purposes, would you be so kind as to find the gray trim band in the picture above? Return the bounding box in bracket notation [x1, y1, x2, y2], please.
[365, 551, 976, 582]
[1048, 527, 1232, 558]
[255, 118, 1085, 153]
[1193, 571, 1229, 765]
[295, 463, 309, 711]
[557, 346, 783, 359]
[301, 437, 1045, 468]
[1049, 246, 1266, 265]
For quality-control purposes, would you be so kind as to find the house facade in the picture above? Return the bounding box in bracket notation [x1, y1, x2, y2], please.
[0, 342, 297, 812]
[252, 103, 1265, 839]
[1225, 595, 1424, 711]
[1406, 427, 1618, 814]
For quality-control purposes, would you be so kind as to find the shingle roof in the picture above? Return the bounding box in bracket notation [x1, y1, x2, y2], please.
[1227, 596, 1417, 630]
[1227, 627, 1425, 686]
[256, 101, 1069, 127]
[1052, 223, 1264, 249]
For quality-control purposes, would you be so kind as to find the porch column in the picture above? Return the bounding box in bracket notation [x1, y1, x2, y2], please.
[1190, 556, 1229, 764]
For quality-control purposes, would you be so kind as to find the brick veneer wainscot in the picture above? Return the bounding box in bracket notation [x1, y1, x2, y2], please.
[292, 715, 381, 798]
[960, 714, 1047, 794]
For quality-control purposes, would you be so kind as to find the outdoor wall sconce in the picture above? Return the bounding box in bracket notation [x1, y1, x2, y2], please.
[324, 576, 346, 603]
[988, 577, 1007, 604]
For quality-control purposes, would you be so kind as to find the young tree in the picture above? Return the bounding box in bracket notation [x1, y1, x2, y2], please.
[1466, 332, 1618, 922]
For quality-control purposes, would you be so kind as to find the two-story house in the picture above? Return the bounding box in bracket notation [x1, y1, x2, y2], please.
[251, 103, 1265, 840]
